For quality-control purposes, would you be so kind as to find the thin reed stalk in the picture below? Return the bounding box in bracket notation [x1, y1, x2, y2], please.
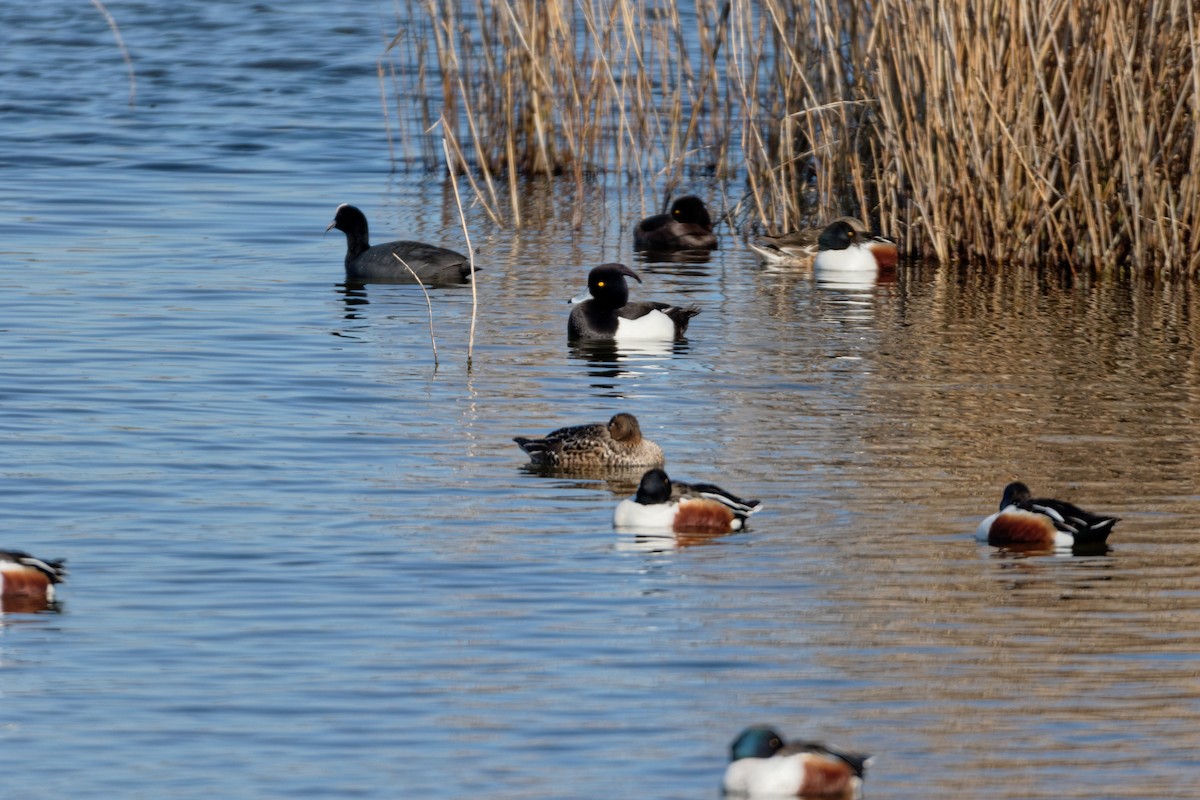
[392, 255, 439, 368]
[442, 137, 478, 369]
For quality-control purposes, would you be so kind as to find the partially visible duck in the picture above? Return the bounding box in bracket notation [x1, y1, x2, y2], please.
[723, 725, 869, 798]
[749, 217, 877, 266]
[326, 203, 474, 285]
[568, 263, 700, 341]
[812, 219, 899, 273]
[514, 413, 664, 469]
[633, 195, 718, 251]
[976, 481, 1119, 548]
[1, 550, 66, 609]
[613, 468, 761, 533]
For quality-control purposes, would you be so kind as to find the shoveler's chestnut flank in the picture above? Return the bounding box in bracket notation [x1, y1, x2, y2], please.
[0, 550, 66, 603]
[723, 725, 869, 798]
[568, 263, 700, 341]
[812, 219, 899, 273]
[632, 195, 718, 251]
[326, 203, 474, 285]
[976, 481, 1119, 548]
[613, 468, 761, 533]
[514, 413, 664, 469]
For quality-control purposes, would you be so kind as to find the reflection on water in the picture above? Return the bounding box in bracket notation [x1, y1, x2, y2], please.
[568, 338, 686, 395]
[614, 528, 738, 552]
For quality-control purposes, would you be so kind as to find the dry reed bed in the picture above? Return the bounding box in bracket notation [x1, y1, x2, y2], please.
[384, 0, 1200, 277]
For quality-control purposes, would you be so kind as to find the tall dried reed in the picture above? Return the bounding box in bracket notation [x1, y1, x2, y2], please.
[385, 0, 1200, 276]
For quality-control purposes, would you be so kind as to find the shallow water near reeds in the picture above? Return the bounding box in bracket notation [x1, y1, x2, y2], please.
[3, 3, 1200, 798]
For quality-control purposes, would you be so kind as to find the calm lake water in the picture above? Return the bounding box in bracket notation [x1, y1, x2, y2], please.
[3, 2, 1200, 798]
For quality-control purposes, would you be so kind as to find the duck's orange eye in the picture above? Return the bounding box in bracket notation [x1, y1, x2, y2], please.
[597, 280, 606, 287]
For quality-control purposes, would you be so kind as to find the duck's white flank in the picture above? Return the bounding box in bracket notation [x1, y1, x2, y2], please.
[814, 246, 879, 273]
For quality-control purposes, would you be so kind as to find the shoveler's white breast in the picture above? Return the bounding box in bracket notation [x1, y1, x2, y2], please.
[613, 498, 679, 529]
[724, 755, 806, 796]
[614, 310, 679, 340]
[814, 245, 878, 273]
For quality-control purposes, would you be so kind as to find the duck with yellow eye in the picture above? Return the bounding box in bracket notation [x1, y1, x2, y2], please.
[633, 195, 718, 252]
[568, 263, 700, 341]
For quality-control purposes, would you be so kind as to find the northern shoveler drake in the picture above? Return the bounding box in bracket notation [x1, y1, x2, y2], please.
[976, 481, 1119, 548]
[326, 203, 474, 285]
[568, 263, 700, 341]
[748, 217, 873, 266]
[613, 468, 761, 533]
[1, 550, 66, 608]
[812, 219, 899, 273]
[633, 195, 719, 252]
[514, 412, 665, 469]
[723, 725, 869, 798]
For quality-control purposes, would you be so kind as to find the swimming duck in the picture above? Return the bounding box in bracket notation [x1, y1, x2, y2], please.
[514, 413, 665, 469]
[976, 481, 1119, 548]
[613, 468, 761, 533]
[326, 203, 474, 285]
[749, 217, 879, 266]
[723, 725, 869, 798]
[633, 195, 719, 251]
[0, 550, 66, 605]
[812, 219, 899, 273]
[568, 263, 700, 341]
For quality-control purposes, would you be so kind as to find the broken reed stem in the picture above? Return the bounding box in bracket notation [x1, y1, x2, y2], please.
[442, 137, 478, 370]
[90, 0, 136, 107]
[392, 255, 439, 368]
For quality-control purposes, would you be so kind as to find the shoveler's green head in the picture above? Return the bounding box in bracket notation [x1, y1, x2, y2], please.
[730, 725, 785, 761]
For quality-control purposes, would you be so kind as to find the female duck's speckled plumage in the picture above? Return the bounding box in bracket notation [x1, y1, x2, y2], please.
[633, 195, 718, 251]
[568, 263, 700, 341]
[976, 481, 1119, 548]
[812, 219, 900, 273]
[514, 413, 664, 469]
[723, 725, 869, 798]
[613, 468, 761, 533]
[1, 549, 66, 609]
[326, 203, 474, 285]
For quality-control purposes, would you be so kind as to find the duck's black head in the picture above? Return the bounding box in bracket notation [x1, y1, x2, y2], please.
[586, 263, 641, 309]
[634, 468, 672, 504]
[730, 725, 786, 761]
[670, 195, 713, 229]
[817, 219, 859, 252]
[1000, 481, 1033, 509]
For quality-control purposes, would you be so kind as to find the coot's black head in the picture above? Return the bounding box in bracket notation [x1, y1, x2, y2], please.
[326, 203, 369, 238]
[670, 195, 713, 229]
[585, 263, 642, 309]
[634, 468, 672, 504]
[730, 726, 786, 762]
[817, 219, 858, 252]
